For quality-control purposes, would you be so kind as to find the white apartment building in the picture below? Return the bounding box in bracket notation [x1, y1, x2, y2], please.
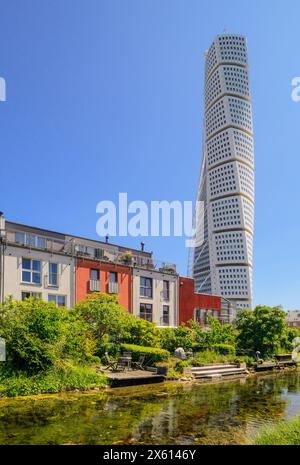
[0, 213, 179, 327]
[132, 267, 178, 327]
[286, 310, 300, 328]
[191, 34, 254, 310]
[0, 215, 76, 307]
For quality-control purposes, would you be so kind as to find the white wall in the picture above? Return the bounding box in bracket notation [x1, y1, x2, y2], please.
[3, 245, 75, 307]
[132, 268, 178, 327]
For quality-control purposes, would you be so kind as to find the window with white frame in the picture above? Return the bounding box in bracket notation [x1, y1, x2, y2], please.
[163, 280, 170, 300]
[48, 263, 58, 286]
[16, 232, 46, 249]
[21, 291, 42, 300]
[162, 305, 169, 326]
[48, 295, 66, 307]
[22, 258, 41, 284]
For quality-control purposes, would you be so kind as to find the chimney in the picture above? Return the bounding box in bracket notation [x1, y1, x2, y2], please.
[140, 241, 145, 252]
[105, 234, 109, 243]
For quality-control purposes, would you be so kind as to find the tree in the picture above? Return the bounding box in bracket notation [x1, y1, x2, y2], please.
[75, 293, 132, 349]
[123, 316, 161, 347]
[236, 305, 289, 357]
[189, 317, 237, 351]
[159, 325, 195, 353]
[0, 297, 95, 372]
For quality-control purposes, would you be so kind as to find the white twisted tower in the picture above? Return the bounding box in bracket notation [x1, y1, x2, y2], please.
[192, 34, 254, 310]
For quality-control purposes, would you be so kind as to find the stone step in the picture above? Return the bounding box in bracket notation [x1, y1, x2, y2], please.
[192, 368, 247, 378]
[190, 364, 238, 373]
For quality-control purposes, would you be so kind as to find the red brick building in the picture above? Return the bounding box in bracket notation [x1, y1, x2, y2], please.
[178, 276, 232, 326]
[76, 258, 133, 311]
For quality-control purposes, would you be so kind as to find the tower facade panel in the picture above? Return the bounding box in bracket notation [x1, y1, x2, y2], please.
[192, 34, 254, 310]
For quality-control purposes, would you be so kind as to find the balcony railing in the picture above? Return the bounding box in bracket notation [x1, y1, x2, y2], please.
[89, 279, 101, 292]
[7, 230, 71, 254]
[6, 230, 177, 274]
[108, 281, 119, 294]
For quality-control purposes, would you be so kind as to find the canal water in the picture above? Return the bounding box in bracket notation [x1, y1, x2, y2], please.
[0, 371, 300, 445]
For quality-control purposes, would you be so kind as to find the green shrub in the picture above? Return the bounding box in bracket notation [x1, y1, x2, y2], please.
[233, 355, 255, 367]
[120, 343, 169, 365]
[123, 317, 161, 347]
[236, 305, 290, 357]
[159, 325, 195, 353]
[192, 350, 233, 365]
[190, 318, 237, 351]
[212, 343, 236, 355]
[98, 342, 121, 361]
[0, 363, 107, 397]
[75, 293, 133, 349]
[0, 298, 97, 373]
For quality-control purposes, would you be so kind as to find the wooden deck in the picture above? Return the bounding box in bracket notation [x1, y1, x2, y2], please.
[255, 361, 297, 372]
[105, 369, 166, 387]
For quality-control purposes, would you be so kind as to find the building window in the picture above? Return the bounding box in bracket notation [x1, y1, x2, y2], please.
[109, 272, 118, 283]
[207, 309, 213, 319]
[195, 308, 207, 324]
[16, 232, 46, 249]
[49, 263, 58, 286]
[90, 269, 100, 281]
[48, 295, 66, 307]
[162, 305, 169, 326]
[76, 245, 99, 258]
[89, 269, 100, 291]
[163, 280, 170, 300]
[140, 277, 153, 298]
[140, 303, 152, 322]
[22, 258, 41, 284]
[21, 291, 42, 300]
[108, 272, 118, 293]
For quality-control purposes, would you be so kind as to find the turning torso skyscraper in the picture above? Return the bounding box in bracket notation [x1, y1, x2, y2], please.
[192, 34, 254, 310]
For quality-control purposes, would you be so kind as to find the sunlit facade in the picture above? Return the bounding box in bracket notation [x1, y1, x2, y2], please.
[192, 34, 254, 310]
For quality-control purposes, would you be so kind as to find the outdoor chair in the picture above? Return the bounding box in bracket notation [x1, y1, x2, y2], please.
[104, 352, 118, 371]
[132, 353, 146, 370]
[122, 351, 132, 358]
[117, 353, 132, 371]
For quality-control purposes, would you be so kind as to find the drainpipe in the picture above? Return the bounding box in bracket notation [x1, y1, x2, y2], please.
[0, 212, 5, 304]
[0, 240, 2, 304]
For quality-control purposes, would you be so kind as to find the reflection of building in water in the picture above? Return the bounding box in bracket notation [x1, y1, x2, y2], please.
[133, 399, 178, 441]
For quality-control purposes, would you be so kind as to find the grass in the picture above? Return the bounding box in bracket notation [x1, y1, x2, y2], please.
[191, 350, 255, 366]
[254, 416, 300, 445]
[0, 362, 108, 397]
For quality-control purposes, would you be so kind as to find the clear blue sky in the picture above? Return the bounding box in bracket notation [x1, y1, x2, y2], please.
[0, 0, 299, 310]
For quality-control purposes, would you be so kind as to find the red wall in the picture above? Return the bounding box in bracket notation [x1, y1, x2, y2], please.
[76, 259, 132, 312]
[178, 276, 222, 325]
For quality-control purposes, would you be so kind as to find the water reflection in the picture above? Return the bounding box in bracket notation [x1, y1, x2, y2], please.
[0, 372, 299, 445]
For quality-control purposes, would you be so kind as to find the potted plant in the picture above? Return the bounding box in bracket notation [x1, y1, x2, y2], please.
[156, 362, 169, 376]
[122, 250, 133, 265]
